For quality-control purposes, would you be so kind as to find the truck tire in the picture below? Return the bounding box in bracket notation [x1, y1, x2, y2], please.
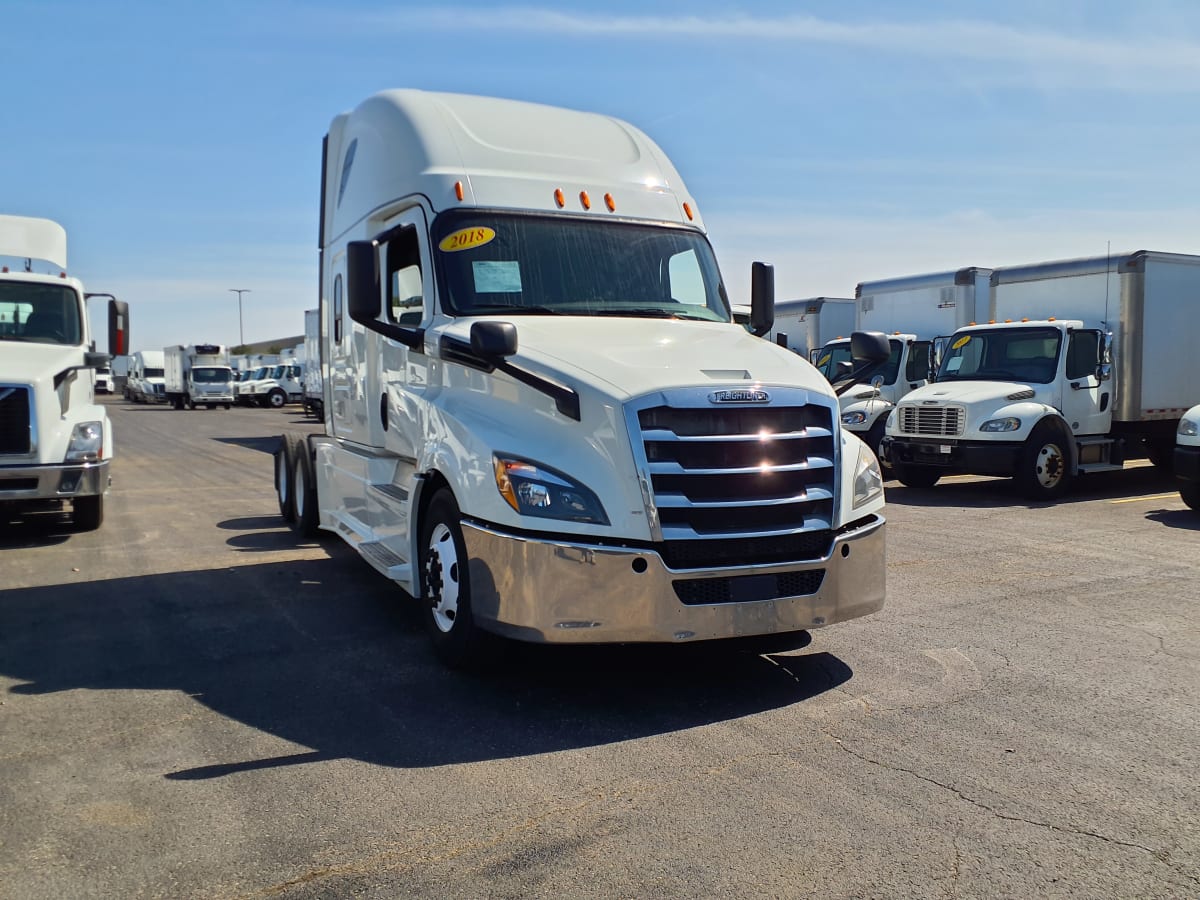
[1181, 481, 1200, 512]
[893, 462, 940, 488]
[275, 433, 304, 523]
[292, 444, 320, 537]
[1017, 421, 1073, 500]
[267, 388, 287, 409]
[420, 489, 496, 669]
[73, 494, 103, 530]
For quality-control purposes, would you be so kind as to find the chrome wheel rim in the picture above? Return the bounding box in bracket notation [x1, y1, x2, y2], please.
[1035, 442, 1065, 489]
[425, 523, 460, 634]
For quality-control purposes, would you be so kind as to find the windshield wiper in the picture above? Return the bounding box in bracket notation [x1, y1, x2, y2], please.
[593, 307, 711, 320]
[465, 305, 561, 315]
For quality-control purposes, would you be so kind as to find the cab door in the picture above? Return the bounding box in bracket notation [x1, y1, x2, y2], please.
[1060, 329, 1109, 436]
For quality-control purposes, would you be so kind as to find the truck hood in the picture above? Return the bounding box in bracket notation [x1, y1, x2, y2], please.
[0, 341, 83, 387]
[442, 317, 835, 399]
[903, 380, 1049, 407]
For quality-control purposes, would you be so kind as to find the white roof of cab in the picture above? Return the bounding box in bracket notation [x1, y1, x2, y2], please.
[0, 215, 67, 269]
[324, 89, 701, 243]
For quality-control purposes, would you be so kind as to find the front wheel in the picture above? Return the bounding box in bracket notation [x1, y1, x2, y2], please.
[420, 489, 496, 669]
[267, 388, 287, 409]
[73, 494, 104, 530]
[1016, 423, 1073, 500]
[1181, 481, 1200, 512]
[893, 462, 940, 488]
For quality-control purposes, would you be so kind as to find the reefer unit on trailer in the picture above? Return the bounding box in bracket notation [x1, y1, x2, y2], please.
[275, 89, 891, 667]
[814, 267, 990, 459]
[0, 214, 128, 529]
[882, 250, 1200, 498]
[164, 343, 234, 409]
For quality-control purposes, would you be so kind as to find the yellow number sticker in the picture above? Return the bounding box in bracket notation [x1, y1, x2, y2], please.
[951, 335, 972, 350]
[438, 227, 496, 252]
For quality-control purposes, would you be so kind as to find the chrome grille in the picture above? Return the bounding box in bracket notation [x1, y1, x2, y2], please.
[898, 404, 965, 437]
[0, 385, 32, 455]
[635, 390, 837, 554]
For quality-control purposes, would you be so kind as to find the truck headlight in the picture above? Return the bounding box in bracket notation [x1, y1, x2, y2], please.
[66, 421, 104, 461]
[841, 410, 868, 426]
[494, 455, 609, 525]
[981, 417, 1021, 433]
[885, 409, 897, 430]
[852, 443, 884, 509]
[1180, 418, 1199, 437]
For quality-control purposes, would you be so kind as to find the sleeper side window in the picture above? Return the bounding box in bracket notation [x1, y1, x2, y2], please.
[386, 226, 424, 326]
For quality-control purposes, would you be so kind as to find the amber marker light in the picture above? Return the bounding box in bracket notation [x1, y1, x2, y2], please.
[1048, 316, 1056, 321]
[579, 190, 591, 210]
[682, 202, 694, 221]
[604, 193, 615, 212]
[454, 181, 465, 201]
[554, 188, 565, 208]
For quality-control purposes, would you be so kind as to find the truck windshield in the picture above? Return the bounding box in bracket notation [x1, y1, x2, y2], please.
[193, 368, 230, 384]
[0, 282, 82, 345]
[937, 327, 1061, 384]
[433, 212, 730, 321]
[144, 368, 165, 378]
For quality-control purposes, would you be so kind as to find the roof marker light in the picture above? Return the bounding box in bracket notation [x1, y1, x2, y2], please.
[579, 191, 591, 210]
[1048, 316, 1056, 321]
[1021, 317, 1029, 322]
[1005, 319, 1012, 323]
[454, 181, 464, 201]
[554, 188, 565, 208]
[604, 193, 616, 212]
[60, 272, 67, 278]
[682, 202, 694, 221]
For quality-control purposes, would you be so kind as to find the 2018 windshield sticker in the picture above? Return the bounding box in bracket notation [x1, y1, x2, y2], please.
[951, 335, 972, 350]
[817, 353, 832, 367]
[439, 227, 496, 252]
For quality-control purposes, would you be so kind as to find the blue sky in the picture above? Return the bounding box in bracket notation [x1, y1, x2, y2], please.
[4, 1, 1199, 353]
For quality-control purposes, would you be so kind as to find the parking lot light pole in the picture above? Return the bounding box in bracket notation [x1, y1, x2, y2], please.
[229, 288, 251, 346]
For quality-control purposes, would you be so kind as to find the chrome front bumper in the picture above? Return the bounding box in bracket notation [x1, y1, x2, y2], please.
[462, 516, 886, 644]
[0, 459, 111, 500]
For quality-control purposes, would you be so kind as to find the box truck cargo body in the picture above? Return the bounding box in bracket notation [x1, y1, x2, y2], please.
[814, 267, 989, 459]
[882, 251, 1200, 498]
[273, 88, 892, 666]
[0, 214, 128, 529]
[732, 297, 855, 359]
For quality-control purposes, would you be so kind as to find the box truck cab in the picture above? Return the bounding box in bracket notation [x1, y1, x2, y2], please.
[276, 89, 890, 667]
[0, 214, 128, 529]
[1176, 404, 1200, 512]
[881, 251, 1200, 499]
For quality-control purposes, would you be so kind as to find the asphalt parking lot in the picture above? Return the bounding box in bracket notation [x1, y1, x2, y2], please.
[1, 396, 1197, 899]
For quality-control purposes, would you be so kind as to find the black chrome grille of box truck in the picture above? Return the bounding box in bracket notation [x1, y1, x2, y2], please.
[0, 385, 32, 455]
[635, 392, 837, 569]
[898, 404, 965, 437]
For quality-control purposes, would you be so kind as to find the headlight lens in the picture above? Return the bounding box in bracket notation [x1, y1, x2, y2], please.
[852, 443, 884, 509]
[66, 421, 104, 461]
[841, 410, 868, 425]
[494, 455, 609, 525]
[1179, 418, 1199, 437]
[981, 417, 1021, 433]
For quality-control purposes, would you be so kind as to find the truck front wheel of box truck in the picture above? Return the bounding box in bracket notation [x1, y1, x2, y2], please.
[73, 495, 103, 531]
[893, 462, 940, 489]
[420, 489, 496, 669]
[1181, 481, 1200, 511]
[1016, 420, 1073, 500]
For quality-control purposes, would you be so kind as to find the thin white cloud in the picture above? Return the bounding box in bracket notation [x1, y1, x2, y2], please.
[360, 8, 1200, 86]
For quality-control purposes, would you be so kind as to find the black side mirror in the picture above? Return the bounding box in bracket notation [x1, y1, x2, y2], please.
[471, 321, 518, 359]
[749, 262, 774, 338]
[833, 330, 891, 397]
[84, 351, 111, 368]
[346, 240, 380, 324]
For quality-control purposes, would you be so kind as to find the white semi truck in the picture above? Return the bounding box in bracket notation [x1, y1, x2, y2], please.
[273, 89, 892, 667]
[302, 308, 323, 418]
[126, 349, 166, 403]
[164, 343, 234, 409]
[814, 267, 990, 459]
[1175, 405, 1199, 512]
[0, 214, 128, 529]
[881, 250, 1200, 499]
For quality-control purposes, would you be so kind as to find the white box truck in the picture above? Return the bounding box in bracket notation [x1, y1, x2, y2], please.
[126, 349, 166, 403]
[813, 267, 990, 459]
[164, 343, 234, 409]
[881, 251, 1200, 499]
[246, 360, 302, 408]
[1174, 405, 1199, 512]
[273, 89, 892, 667]
[302, 308, 323, 418]
[0, 214, 128, 529]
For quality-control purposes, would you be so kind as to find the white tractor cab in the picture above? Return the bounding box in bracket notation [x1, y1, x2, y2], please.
[94, 365, 112, 393]
[274, 89, 892, 667]
[1176, 404, 1200, 512]
[248, 361, 302, 408]
[881, 251, 1200, 500]
[0, 214, 128, 529]
[126, 349, 166, 403]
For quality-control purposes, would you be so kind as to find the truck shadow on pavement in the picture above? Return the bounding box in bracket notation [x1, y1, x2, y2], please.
[0, 555, 850, 776]
[1144, 508, 1200, 530]
[884, 464, 1180, 508]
